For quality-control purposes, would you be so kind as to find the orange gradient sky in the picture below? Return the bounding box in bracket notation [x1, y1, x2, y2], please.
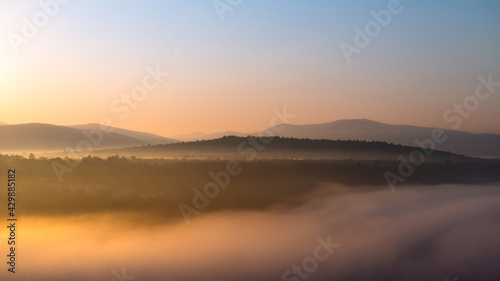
[1, 1, 499, 137]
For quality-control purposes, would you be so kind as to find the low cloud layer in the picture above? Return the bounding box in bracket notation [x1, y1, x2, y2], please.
[4, 184, 500, 281]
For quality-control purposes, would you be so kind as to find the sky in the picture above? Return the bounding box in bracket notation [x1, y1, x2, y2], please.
[1, 0, 499, 137]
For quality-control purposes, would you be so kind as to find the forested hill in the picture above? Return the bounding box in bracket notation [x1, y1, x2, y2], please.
[95, 136, 471, 161]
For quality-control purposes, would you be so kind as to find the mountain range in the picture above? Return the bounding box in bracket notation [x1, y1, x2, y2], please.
[175, 119, 500, 158]
[0, 123, 176, 152]
[0, 119, 498, 158]
[71, 124, 176, 145]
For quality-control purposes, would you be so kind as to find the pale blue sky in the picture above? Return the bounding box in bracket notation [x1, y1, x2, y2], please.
[1, 0, 499, 135]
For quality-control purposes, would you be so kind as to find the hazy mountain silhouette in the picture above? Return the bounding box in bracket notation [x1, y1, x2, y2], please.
[0, 123, 172, 153]
[262, 119, 500, 158]
[173, 119, 500, 158]
[99, 136, 472, 161]
[0, 121, 7, 125]
[72, 123, 177, 145]
[172, 131, 250, 141]
[3, 120, 499, 157]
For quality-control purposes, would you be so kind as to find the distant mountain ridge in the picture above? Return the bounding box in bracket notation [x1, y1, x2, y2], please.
[172, 131, 250, 141]
[71, 124, 177, 145]
[262, 119, 500, 158]
[1, 120, 499, 158]
[173, 119, 500, 158]
[0, 123, 176, 153]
